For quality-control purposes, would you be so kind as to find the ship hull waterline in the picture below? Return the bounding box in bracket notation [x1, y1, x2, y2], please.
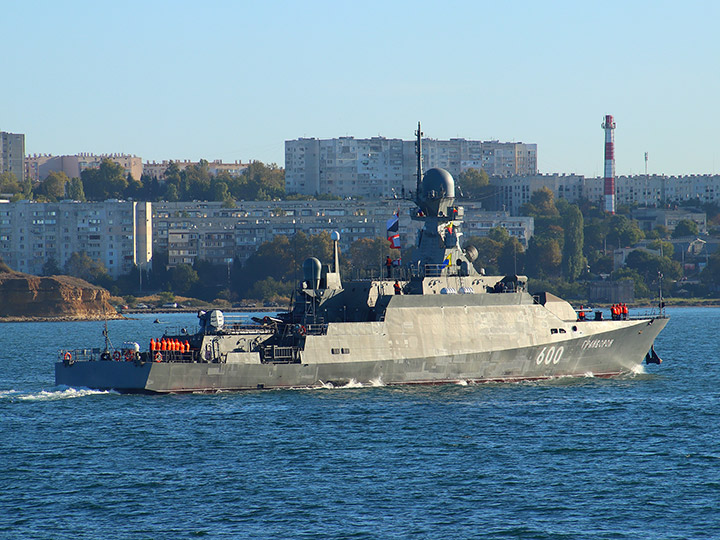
[55, 317, 667, 394]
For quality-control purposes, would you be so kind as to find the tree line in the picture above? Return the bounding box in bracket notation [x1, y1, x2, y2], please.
[2, 159, 289, 204]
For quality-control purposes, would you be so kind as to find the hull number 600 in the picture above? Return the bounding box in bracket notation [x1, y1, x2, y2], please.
[535, 346, 564, 365]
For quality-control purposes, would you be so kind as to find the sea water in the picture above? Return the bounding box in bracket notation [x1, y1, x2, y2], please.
[1, 308, 719, 539]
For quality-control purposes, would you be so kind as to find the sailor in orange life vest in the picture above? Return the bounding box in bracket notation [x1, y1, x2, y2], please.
[577, 305, 586, 321]
[394, 280, 402, 295]
[386, 256, 393, 278]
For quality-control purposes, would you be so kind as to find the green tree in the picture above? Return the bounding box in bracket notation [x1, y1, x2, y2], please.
[498, 237, 525, 275]
[165, 184, 179, 202]
[672, 219, 700, 238]
[349, 237, 392, 273]
[457, 168, 489, 197]
[64, 252, 110, 284]
[624, 250, 682, 286]
[525, 236, 562, 278]
[562, 205, 586, 280]
[521, 187, 560, 218]
[647, 239, 674, 258]
[81, 159, 128, 200]
[607, 215, 644, 248]
[158, 291, 176, 303]
[245, 277, 293, 302]
[487, 226, 510, 244]
[583, 217, 609, 253]
[123, 173, 144, 200]
[237, 232, 333, 297]
[66, 177, 86, 201]
[0, 172, 22, 194]
[611, 267, 651, 298]
[36, 171, 70, 201]
[700, 251, 720, 288]
[169, 264, 199, 295]
[42, 257, 63, 276]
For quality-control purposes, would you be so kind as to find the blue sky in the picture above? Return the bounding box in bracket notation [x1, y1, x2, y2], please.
[3, 0, 719, 177]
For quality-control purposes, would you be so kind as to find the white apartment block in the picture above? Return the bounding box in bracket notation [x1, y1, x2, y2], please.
[492, 173, 720, 215]
[493, 174, 587, 214]
[459, 206, 535, 247]
[285, 136, 537, 198]
[0, 200, 152, 278]
[154, 200, 534, 269]
[285, 137, 405, 199]
[1, 131, 25, 183]
[154, 200, 402, 267]
[143, 160, 250, 181]
[25, 153, 143, 183]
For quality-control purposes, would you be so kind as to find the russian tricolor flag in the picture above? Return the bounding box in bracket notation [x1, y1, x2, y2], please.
[386, 213, 401, 249]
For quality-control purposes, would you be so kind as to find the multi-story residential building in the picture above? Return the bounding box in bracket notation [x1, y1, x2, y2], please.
[285, 137, 405, 198]
[153, 200, 534, 269]
[143, 160, 250, 181]
[24, 153, 143, 183]
[491, 173, 720, 215]
[492, 174, 587, 214]
[0, 200, 152, 278]
[459, 206, 535, 247]
[1, 131, 25, 183]
[155, 200, 403, 267]
[285, 136, 537, 198]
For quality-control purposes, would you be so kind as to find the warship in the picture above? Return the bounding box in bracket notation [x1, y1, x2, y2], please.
[56, 125, 667, 393]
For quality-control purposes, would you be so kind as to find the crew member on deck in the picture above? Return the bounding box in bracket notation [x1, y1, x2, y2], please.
[394, 281, 402, 295]
[386, 256, 393, 278]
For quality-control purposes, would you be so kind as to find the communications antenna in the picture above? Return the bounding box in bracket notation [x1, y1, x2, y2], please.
[415, 122, 423, 204]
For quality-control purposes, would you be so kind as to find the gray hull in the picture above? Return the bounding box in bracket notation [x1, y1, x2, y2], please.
[55, 303, 667, 393]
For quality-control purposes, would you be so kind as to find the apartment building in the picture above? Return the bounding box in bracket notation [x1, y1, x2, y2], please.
[1, 131, 25, 183]
[492, 173, 720, 215]
[0, 200, 152, 278]
[285, 136, 537, 198]
[25, 153, 143, 183]
[154, 200, 534, 269]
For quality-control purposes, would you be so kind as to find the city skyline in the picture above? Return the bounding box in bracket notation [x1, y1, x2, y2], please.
[3, 1, 719, 178]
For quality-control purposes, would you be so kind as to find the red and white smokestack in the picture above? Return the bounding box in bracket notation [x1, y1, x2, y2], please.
[602, 114, 616, 214]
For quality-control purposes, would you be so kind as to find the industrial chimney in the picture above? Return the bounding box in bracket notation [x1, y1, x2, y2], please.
[601, 115, 616, 214]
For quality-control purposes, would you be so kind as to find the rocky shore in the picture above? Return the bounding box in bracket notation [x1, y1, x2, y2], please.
[0, 271, 120, 322]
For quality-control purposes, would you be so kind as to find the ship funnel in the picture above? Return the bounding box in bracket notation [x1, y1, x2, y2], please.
[303, 257, 322, 289]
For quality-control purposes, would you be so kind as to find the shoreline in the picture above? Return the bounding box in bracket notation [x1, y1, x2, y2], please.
[2, 302, 717, 323]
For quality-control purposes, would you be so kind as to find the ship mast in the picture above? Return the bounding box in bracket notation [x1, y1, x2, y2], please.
[415, 121, 423, 204]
